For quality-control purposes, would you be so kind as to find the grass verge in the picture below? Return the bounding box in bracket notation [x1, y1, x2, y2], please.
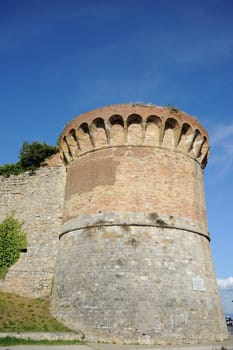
[0, 336, 85, 346]
[0, 291, 72, 332]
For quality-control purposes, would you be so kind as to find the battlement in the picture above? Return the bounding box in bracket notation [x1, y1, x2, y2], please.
[60, 104, 209, 169]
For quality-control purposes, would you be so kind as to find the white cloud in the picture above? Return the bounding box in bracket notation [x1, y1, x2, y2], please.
[217, 277, 233, 290]
[207, 123, 233, 180]
[211, 124, 233, 145]
[175, 37, 233, 65]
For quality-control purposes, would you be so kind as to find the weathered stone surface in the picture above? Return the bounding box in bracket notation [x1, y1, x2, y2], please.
[0, 155, 65, 297]
[53, 225, 226, 345]
[51, 104, 228, 344]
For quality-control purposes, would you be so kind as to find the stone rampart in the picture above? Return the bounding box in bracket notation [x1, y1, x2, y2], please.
[0, 154, 65, 297]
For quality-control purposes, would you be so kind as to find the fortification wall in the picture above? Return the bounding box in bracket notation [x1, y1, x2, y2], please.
[0, 103, 227, 345]
[0, 154, 66, 298]
[53, 225, 225, 345]
[52, 104, 228, 344]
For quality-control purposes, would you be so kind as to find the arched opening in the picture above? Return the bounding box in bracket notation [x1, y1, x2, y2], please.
[145, 115, 161, 145]
[127, 114, 142, 127]
[162, 118, 178, 147]
[195, 136, 208, 160]
[146, 115, 161, 125]
[79, 123, 89, 134]
[127, 114, 143, 144]
[69, 128, 77, 141]
[92, 118, 106, 130]
[66, 129, 80, 154]
[109, 115, 124, 145]
[63, 136, 72, 158]
[165, 118, 178, 130]
[191, 129, 204, 156]
[109, 114, 124, 127]
[77, 123, 93, 151]
[92, 118, 107, 147]
[177, 123, 192, 152]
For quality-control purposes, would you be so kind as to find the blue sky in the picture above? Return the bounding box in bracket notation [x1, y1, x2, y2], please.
[0, 0, 233, 314]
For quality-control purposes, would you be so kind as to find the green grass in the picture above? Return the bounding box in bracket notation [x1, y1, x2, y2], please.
[0, 291, 72, 332]
[0, 336, 85, 346]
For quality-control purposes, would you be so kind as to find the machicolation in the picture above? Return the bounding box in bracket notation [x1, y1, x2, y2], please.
[0, 103, 228, 345]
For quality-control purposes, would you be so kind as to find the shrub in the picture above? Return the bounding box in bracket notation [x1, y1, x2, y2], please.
[0, 214, 27, 279]
[0, 163, 23, 177]
[19, 141, 58, 170]
[0, 141, 58, 177]
[166, 104, 181, 113]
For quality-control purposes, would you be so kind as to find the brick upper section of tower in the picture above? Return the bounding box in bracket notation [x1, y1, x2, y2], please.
[60, 103, 209, 169]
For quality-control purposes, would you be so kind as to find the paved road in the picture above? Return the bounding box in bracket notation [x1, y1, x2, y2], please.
[1, 344, 233, 350]
[1, 335, 233, 350]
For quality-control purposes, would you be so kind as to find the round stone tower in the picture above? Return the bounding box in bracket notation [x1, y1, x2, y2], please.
[52, 104, 227, 345]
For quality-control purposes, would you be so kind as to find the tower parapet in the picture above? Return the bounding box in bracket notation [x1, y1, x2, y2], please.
[60, 104, 209, 169]
[52, 104, 227, 345]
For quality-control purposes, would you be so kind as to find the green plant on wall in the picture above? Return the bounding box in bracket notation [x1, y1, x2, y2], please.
[0, 214, 27, 280]
[166, 104, 181, 113]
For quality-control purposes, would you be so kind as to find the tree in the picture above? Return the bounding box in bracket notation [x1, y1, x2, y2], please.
[19, 141, 58, 170]
[0, 141, 58, 177]
[0, 214, 27, 279]
[0, 163, 22, 177]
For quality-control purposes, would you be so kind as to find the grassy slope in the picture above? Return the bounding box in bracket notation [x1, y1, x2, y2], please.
[0, 291, 72, 332]
[0, 337, 84, 346]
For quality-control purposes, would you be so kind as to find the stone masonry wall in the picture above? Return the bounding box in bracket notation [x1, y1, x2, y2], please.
[52, 104, 228, 344]
[53, 225, 226, 345]
[0, 154, 66, 298]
